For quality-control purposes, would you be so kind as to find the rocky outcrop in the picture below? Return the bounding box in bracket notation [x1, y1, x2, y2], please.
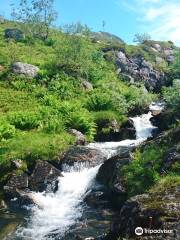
[29, 160, 63, 192]
[116, 51, 168, 92]
[69, 129, 86, 145]
[3, 160, 63, 205]
[61, 146, 106, 168]
[150, 109, 177, 131]
[96, 147, 132, 208]
[110, 182, 180, 240]
[4, 28, 24, 41]
[95, 118, 136, 142]
[161, 147, 180, 173]
[12, 62, 39, 78]
[3, 172, 31, 205]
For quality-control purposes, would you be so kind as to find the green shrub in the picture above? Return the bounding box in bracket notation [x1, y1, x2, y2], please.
[86, 90, 114, 111]
[8, 111, 41, 130]
[93, 110, 127, 128]
[163, 81, 180, 114]
[41, 116, 65, 133]
[66, 110, 96, 141]
[0, 121, 15, 141]
[121, 144, 166, 197]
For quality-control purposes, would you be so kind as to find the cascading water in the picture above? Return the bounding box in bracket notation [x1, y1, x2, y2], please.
[88, 111, 157, 158]
[13, 105, 160, 240]
[15, 165, 101, 240]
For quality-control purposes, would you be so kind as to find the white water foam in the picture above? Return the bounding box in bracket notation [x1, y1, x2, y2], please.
[15, 164, 101, 240]
[15, 108, 157, 239]
[87, 111, 157, 157]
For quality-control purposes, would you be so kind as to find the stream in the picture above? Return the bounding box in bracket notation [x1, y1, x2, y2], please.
[0, 106, 159, 240]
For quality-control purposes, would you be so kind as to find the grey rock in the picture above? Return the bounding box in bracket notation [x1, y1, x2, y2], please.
[12, 62, 39, 78]
[153, 43, 162, 52]
[12, 159, 23, 169]
[116, 51, 168, 92]
[61, 146, 106, 168]
[29, 160, 63, 193]
[3, 172, 29, 203]
[4, 28, 24, 41]
[81, 80, 93, 91]
[69, 129, 86, 145]
[114, 185, 180, 239]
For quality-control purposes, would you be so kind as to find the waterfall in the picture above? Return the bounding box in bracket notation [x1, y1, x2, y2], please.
[87, 111, 156, 158]
[15, 165, 101, 240]
[14, 106, 159, 240]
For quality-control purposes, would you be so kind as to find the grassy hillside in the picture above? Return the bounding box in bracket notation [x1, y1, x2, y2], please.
[0, 19, 177, 182]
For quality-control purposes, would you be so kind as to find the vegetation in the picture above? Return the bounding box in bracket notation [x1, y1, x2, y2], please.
[133, 33, 151, 44]
[0, 1, 179, 196]
[0, 19, 156, 176]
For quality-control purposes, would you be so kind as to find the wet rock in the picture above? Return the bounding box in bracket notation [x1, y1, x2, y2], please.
[3, 172, 31, 204]
[69, 129, 86, 145]
[85, 191, 109, 207]
[4, 28, 25, 41]
[61, 146, 106, 168]
[118, 119, 136, 140]
[95, 118, 135, 142]
[96, 148, 131, 208]
[12, 62, 39, 78]
[150, 110, 177, 131]
[29, 160, 63, 192]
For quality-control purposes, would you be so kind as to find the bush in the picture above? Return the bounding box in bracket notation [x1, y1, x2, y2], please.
[66, 110, 96, 141]
[0, 121, 15, 141]
[41, 116, 65, 134]
[8, 111, 41, 130]
[86, 89, 128, 113]
[121, 144, 166, 196]
[163, 81, 180, 114]
[86, 90, 114, 111]
[93, 110, 127, 128]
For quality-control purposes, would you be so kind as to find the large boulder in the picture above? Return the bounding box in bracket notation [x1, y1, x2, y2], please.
[96, 147, 132, 208]
[29, 160, 63, 193]
[4, 28, 24, 41]
[3, 172, 31, 205]
[111, 181, 180, 240]
[61, 146, 106, 168]
[12, 62, 39, 78]
[150, 110, 178, 131]
[3, 160, 63, 206]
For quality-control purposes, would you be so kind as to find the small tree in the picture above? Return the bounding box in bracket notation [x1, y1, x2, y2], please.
[133, 33, 151, 44]
[11, 0, 57, 40]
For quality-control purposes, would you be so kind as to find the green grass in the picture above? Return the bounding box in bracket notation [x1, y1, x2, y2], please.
[0, 20, 171, 185]
[0, 131, 75, 164]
